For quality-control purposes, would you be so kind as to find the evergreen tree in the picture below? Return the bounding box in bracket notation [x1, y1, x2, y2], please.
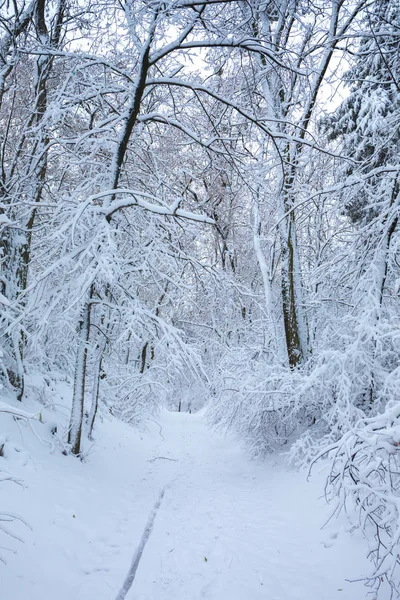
[324, 0, 400, 223]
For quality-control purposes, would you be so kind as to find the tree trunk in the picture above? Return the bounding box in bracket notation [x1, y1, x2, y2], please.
[87, 351, 103, 441]
[68, 298, 92, 455]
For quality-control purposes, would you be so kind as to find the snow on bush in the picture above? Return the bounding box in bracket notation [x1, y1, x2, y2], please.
[319, 399, 400, 596]
[209, 336, 379, 460]
[0, 404, 35, 564]
[209, 349, 305, 456]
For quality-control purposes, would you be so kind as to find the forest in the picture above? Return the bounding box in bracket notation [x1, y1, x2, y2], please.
[1, 0, 400, 598]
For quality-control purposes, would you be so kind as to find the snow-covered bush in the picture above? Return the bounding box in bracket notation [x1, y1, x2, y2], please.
[209, 347, 303, 456]
[209, 350, 360, 459]
[0, 404, 34, 564]
[210, 271, 399, 464]
[0, 471, 26, 565]
[321, 398, 400, 596]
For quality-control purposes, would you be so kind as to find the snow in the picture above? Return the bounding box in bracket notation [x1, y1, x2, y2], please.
[1, 404, 370, 599]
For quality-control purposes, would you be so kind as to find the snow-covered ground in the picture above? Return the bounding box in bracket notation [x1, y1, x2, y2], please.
[2, 405, 370, 599]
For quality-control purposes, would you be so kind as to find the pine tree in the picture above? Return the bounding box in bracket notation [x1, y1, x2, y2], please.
[325, 0, 400, 223]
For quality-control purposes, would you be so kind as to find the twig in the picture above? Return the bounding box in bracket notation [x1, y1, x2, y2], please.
[147, 418, 165, 440]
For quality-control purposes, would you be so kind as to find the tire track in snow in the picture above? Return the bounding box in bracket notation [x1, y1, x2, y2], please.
[115, 487, 166, 600]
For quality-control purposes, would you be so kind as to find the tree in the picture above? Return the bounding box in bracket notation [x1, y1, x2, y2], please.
[242, 0, 369, 367]
[322, 0, 400, 408]
[0, 0, 66, 399]
[32, 0, 307, 453]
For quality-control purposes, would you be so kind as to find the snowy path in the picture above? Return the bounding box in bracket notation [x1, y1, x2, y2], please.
[2, 409, 369, 599]
[122, 411, 368, 600]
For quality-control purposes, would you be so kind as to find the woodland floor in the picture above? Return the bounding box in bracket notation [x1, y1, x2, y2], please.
[2, 405, 372, 599]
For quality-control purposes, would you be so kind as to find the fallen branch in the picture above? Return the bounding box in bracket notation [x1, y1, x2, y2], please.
[0, 402, 40, 421]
